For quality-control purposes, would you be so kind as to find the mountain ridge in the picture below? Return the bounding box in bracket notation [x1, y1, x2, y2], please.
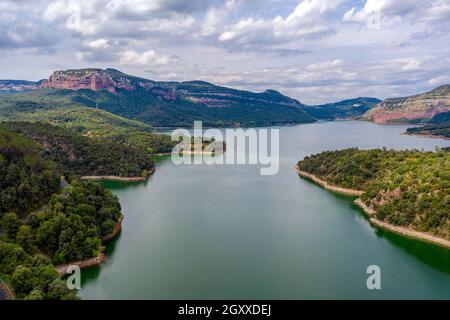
[1, 68, 315, 127]
[302, 97, 381, 120]
[361, 85, 450, 123]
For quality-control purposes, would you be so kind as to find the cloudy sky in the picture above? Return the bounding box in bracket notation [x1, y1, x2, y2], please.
[1, 0, 450, 104]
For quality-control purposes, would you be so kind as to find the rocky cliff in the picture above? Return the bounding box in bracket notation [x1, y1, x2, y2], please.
[40, 68, 304, 108]
[41, 68, 155, 94]
[361, 85, 450, 123]
[11, 68, 314, 127]
[0, 80, 39, 94]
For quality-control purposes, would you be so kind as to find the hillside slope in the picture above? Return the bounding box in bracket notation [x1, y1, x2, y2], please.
[297, 148, 450, 241]
[2, 122, 154, 178]
[406, 111, 450, 139]
[0, 80, 40, 94]
[0, 92, 176, 153]
[0, 126, 124, 299]
[361, 85, 450, 123]
[302, 97, 381, 120]
[37, 68, 315, 127]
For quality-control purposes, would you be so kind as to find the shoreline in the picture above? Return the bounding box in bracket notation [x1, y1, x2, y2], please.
[402, 132, 450, 140]
[354, 199, 450, 249]
[55, 216, 123, 275]
[152, 150, 225, 156]
[295, 166, 364, 196]
[296, 167, 450, 249]
[80, 167, 156, 182]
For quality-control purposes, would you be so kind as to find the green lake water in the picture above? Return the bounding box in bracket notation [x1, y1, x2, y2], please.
[79, 121, 450, 299]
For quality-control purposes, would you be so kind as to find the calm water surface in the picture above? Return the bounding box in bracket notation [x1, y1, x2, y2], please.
[80, 121, 450, 299]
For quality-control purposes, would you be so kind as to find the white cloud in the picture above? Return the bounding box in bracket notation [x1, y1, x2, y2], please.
[343, 0, 422, 22]
[428, 75, 450, 86]
[119, 50, 175, 66]
[219, 0, 342, 44]
[218, 18, 271, 42]
[422, 1, 450, 21]
[2, 0, 450, 104]
[85, 38, 110, 49]
[201, 0, 241, 36]
[343, 0, 450, 27]
[304, 59, 345, 71]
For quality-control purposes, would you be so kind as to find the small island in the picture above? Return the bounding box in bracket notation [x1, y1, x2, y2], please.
[296, 148, 450, 249]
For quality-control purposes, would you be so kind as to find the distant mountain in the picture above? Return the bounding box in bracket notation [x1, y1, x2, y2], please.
[37, 68, 315, 127]
[361, 85, 450, 123]
[302, 97, 381, 120]
[0, 80, 40, 94]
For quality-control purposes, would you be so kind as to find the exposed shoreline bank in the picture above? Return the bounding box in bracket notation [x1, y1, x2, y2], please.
[295, 166, 363, 196]
[354, 199, 450, 249]
[296, 167, 450, 249]
[80, 167, 155, 182]
[152, 150, 225, 156]
[55, 216, 123, 275]
[402, 132, 450, 140]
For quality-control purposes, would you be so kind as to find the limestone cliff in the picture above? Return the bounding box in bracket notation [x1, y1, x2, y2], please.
[361, 85, 450, 123]
[40, 68, 155, 94]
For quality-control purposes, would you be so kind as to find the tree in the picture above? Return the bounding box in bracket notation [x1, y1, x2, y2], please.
[11, 266, 34, 296]
[16, 225, 35, 253]
[25, 288, 44, 300]
[1, 213, 21, 239]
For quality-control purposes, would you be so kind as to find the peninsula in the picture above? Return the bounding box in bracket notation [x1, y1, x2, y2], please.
[296, 148, 450, 249]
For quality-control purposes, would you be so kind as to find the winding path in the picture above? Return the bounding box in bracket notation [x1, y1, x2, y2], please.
[0, 279, 14, 300]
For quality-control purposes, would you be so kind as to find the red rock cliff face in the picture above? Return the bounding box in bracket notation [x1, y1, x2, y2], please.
[41, 69, 142, 94]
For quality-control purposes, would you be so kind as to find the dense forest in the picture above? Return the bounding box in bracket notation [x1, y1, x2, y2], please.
[69, 86, 315, 127]
[2, 122, 154, 177]
[0, 126, 123, 299]
[0, 93, 177, 154]
[297, 148, 450, 240]
[0, 128, 61, 215]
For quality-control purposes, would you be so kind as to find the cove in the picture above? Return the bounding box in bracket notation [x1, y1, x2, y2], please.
[79, 121, 450, 300]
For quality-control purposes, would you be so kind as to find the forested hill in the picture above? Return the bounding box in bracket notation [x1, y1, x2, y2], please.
[2, 122, 154, 178]
[3, 68, 315, 127]
[406, 111, 450, 139]
[0, 125, 124, 300]
[297, 148, 450, 240]
[302, 97, 381, 120]
[0, 92, 177, 154]
[0, 127, 61, 215]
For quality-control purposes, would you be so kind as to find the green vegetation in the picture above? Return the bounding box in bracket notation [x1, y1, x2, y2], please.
[1, 68, 315, 127]
[69, 87, 315, 127]
[297, 148, 450, 240]
[0, 128, 61, 215]
[406, 112, 450, 138]
[0, 242, 77, 299]
[406, 122, 450, 138]
[0, 91, 177, 154]
[302, 98, 381, 120]
[0, 126, 123, 299]
[2, 122, 154, 177]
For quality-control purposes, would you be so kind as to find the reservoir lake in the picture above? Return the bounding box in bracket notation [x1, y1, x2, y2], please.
[79, 121, 450, 299]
